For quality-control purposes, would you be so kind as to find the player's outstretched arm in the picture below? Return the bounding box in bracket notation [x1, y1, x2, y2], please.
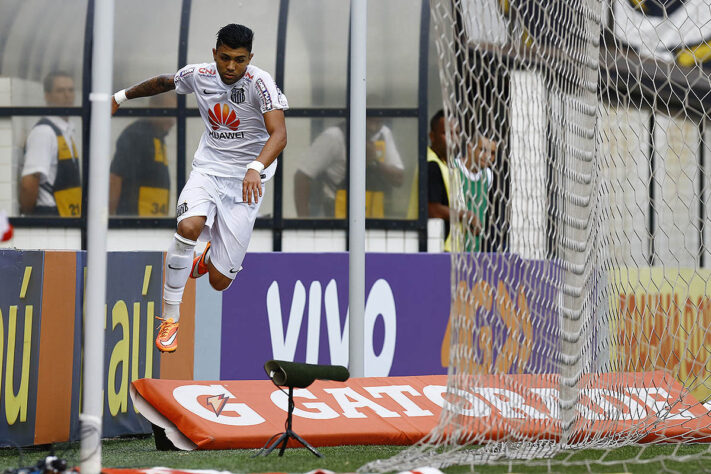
[111, 74, 175, 115]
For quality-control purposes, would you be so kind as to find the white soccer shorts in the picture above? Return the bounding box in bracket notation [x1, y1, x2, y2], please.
[176, 170, 263, 280]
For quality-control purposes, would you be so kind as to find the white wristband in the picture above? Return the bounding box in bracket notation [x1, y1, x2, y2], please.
[247, 160, 265, 173]
[113, 89, 128, 105]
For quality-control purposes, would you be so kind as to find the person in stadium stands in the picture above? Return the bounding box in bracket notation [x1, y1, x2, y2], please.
[427, 110, 453, 251]
[20, 71, 81, 217]
[456, 132, 497, 252]
[109, 93, 177, 216]
[111, 24, 288, 353]
[293, 117, 404, 218]
[427, 109, 497, 252]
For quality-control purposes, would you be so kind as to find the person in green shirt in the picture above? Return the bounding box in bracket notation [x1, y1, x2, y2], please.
[428, 109, 498, 252]
[452, 134, 497, 252]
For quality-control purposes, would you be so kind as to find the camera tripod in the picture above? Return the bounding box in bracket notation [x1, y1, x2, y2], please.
[255, 386, 323, 458]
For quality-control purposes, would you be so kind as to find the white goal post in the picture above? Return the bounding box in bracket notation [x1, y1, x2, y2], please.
[362, 0, 711, 471]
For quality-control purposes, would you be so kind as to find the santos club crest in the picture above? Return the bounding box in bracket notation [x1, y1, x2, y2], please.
[230, 87, 246, 104]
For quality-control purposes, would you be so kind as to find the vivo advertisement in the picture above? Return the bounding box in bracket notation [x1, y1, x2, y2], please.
[220, 253, 560, 380]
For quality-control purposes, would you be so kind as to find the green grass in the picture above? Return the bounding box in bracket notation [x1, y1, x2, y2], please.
[0, 437, 407, 473]
[1, 437, 710, 473]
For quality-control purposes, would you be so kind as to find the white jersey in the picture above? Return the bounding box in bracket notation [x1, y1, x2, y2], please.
[174, 62, 288, 180]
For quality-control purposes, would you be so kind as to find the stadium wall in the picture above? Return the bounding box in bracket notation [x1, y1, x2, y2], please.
[0, 249, 173, 446]
[0, 248, 453, 447]
[0, 228, 422, 253]
[3, 248, 705, 447]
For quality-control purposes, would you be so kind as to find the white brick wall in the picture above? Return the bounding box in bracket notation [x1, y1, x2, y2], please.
[427, 218, 445, 253]
[107, 229, 174, 251]
[282, 229, 347, 252]
[0, 227, 423, 253]
[248, 229, 273, 252]
[282, 229, 419, 253]
[0, 227, 82, 250]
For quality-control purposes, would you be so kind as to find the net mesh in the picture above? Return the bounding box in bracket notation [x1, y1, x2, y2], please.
[361, 0, 711, 471]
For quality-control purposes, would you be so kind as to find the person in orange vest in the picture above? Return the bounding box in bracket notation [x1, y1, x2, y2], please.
[109, 93, 177, 216]
[20, 71, 81, 217]
[427, 109, 454, 251]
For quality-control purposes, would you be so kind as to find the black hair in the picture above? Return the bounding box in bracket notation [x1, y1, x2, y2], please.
[216, 24, 254, 52]
[43, 70, 73, 94]
[430, 109, 444, 132]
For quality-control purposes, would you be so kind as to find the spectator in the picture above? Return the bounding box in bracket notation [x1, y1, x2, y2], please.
[427, 109, 452, 250]
[455, 133, 497, 252]
[20, 71, 81, 216]
[294, 117, 405, 218]
[427, 109, 497, 252]
[109, 93, 177, 216]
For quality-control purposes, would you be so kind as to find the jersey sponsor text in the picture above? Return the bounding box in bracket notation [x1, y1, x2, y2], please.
[209, 130, 245, 139]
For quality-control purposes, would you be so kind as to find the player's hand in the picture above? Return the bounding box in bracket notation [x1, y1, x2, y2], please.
[111, 97, 119, 116]
[243, 169, 263, 204]
[464, 211, 482, 236]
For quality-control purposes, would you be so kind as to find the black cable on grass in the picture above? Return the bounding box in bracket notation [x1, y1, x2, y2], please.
[252, 433, 283, 459]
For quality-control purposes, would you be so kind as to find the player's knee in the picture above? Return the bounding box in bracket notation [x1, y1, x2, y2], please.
[177, 218, 203, 241]
[209, 272, 232, 292]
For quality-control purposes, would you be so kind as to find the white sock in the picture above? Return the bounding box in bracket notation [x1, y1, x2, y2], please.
[164, 301, 181, 321]
[163, 233, 196, 322]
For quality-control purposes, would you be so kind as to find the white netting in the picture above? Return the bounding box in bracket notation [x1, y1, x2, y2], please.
[362, 0, 711, 472]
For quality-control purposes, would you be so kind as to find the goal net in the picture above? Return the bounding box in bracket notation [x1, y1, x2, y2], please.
[362, 0, 711, 471]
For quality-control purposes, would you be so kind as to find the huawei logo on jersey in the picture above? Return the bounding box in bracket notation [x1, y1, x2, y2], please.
[208, 103, 240, 131]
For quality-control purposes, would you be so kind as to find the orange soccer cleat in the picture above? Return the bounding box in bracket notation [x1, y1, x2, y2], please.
[155, 316, 180, 352]
[190, 241, 211, 279]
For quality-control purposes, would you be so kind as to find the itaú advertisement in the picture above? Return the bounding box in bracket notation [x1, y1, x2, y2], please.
[131, 371, 711, 450]
[0, 251, 43, 447]
[219, 253, 560, 381]
[610, 267, 711, 402]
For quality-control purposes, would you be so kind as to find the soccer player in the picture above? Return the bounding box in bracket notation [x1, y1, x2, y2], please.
[111, 24, 288, 352]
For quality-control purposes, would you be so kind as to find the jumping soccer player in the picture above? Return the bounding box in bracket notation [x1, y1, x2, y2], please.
[111, 24, 288, 352]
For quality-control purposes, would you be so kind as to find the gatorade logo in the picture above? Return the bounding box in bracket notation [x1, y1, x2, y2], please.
[208, 103, 240, 131]
[172, 384, 265, 426]
[205, 394, 230, 417]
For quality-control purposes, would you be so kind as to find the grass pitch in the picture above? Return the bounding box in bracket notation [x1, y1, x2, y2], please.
[0, 436, 709, 473]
